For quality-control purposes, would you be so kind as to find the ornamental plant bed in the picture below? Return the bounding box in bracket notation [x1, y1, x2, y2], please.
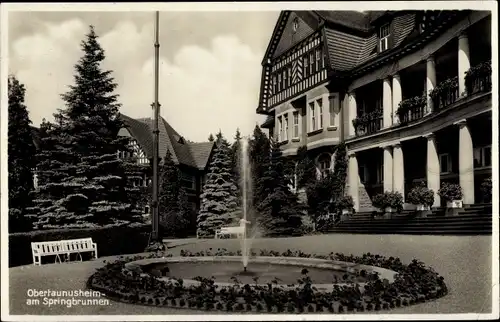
[87, 248, 448, 314]
[336, 195, 355, 221]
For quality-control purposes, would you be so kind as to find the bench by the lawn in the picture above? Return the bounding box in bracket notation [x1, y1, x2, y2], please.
[31, 238, 98, 266]
[214, 226, 245, 239]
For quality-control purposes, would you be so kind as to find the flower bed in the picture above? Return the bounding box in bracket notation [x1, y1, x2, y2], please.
[87, 248, 448, 313]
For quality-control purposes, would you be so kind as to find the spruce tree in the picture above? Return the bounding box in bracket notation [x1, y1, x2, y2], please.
[248, 125, 271, 207]
[8, 75, 36, 232]
[158, 150, 188, 236]
[230, 128, 242, 199]
[197, 132, 240, 237]
[257, 137, 303, 236]
[32, 25, 142, 228]
[208, 133, 215, 142]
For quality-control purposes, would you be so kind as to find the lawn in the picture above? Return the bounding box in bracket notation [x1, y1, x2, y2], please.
[8, 234, 492, 315]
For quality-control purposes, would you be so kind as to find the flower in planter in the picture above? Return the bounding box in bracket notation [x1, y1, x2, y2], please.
[372, 191, 404, 213]
[437, 183, 463, 202]
[407, 184, 435, 207]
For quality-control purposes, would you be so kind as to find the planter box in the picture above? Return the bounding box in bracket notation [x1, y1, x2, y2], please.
[415, 204, 432, 218]
[446, 200, 463, 209]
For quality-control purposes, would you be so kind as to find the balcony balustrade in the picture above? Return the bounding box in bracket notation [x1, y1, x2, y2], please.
[429, 76, 460, 110]
[396, 95, 427, 124]
[465, 60, 492, 96]
[352, 109, 383, 136]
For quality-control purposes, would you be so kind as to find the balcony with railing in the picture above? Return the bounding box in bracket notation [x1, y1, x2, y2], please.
[465, 60, 492, 96]
[353, 109, 383, 136]
[352, 81, 383, 137]
[396, 95, 427, 124]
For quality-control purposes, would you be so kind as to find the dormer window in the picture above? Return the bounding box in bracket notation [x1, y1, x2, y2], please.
[378, 23, 390, 53]
[292, 18, 299, 33]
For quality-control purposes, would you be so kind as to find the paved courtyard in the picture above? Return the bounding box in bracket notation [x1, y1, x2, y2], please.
[8, 234, 492, 315]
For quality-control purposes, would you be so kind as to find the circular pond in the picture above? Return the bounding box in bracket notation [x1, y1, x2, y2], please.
[142, 261, 369, 285]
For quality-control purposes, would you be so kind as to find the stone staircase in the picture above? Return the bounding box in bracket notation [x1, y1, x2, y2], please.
[327, 203, 493, 235]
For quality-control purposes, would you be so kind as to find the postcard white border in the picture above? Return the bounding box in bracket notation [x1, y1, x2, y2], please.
[1, 1, 498, 321]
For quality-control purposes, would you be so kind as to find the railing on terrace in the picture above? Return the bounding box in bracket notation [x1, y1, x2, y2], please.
[465, 60, 492, 96]
[430, 76, 460, 111]
[353, 110, 383, 136]
[396, 95, 427, 124]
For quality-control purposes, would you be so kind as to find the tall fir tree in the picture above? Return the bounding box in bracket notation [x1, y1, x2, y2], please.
[208, 133, 215, 142]
[8, 75, 36, 232]
[230, 128, 242, 200]
[248, 125, 271, 208]
[257, 137, 303, 236]
[158, 150, 189, 237]
[31, 26, 142, 229]
[197, 132, 240, 237]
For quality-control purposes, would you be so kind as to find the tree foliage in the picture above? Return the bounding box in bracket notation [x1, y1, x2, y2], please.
[28, 26, 143, 229]
[8, 75, 36, 232]
[248, 125, 271, 207]
[257, 137, 303, 236]
[197, 132, 240, 237]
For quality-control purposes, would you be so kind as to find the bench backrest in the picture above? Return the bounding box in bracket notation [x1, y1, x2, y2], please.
[32, 238, 94, 254]
[220, 226, 244, 234]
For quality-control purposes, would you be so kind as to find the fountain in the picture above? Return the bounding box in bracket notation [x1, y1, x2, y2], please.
[239, 138, 253, 273]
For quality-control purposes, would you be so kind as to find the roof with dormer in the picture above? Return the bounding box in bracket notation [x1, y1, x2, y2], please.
[119, 114, 214, 170]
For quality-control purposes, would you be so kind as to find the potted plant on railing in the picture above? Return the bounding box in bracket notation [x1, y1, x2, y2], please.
[335, 195, 355, 221]
[438, 182, 463, 216]
[464, 60, 492, 95]
[372, 191, 404, 219]
[352, 117, 365, 136]
[396, 95, 427, 124]
[429, 76, 459, 110]
[407, 183, 434, 217]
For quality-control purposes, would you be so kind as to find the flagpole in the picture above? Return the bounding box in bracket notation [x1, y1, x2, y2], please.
[150, 10, 161, 244]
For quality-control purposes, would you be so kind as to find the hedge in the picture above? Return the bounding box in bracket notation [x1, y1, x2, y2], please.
[9, 224, 150, 267]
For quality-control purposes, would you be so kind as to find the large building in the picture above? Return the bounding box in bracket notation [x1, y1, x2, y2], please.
[257, 10, 492, 211]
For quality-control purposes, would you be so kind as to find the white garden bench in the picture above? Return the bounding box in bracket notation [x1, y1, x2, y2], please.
[214, 226, 245, 239]
[31, 238, 98, 266]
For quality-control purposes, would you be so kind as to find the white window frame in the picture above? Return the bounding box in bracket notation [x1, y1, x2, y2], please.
[283, 70, 287, 90]
[439, 153, 452, 174]
[292, 111, 300, 139]
[317, 99, 323, 130]
[181, 173, 196, 190]
[309, 52, 314, 74]
[304, 56, 309, 77]
[474, 145, 492, 168]
[287, 66, 292, 87]
[379, 23, 390, 53]
[317, 153, 332, 177]
[277, 73, 282, 92]
[277, 116, 283, 141]
[283, 114, 289, 141]
[272, 76, 277, 94]
[315, 48, 321, 72]
[329, 94, 336, 127]
[309, 102, 316, 132]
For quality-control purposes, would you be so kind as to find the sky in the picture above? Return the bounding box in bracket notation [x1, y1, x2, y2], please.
[8, 11, 280, 142]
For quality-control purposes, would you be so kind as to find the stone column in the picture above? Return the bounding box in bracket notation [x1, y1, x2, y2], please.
[458, 32, 471, 97]
[383, 146, 393, 192]
[392, 143, 405, 202]
[348, 92, 357, 137]
[348, 152, 360, 211]
[424, 133, 441, 207]
[392, 74, 402, 125]
[455, 119, 475, 204]
[426, 55, 437, 113]
[383, 77, 393, 128]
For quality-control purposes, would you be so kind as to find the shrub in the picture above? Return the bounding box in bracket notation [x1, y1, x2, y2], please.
[8, 224, 149, 267]
[335, 195, 354, 210]
[407, 184, 435, 207]
[481, 178, 492, 203]
[372, 191, 404, 213]
[437, 183, 463, 202]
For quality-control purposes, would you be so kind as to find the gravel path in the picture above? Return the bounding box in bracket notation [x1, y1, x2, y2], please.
[8, 234, 492, 315]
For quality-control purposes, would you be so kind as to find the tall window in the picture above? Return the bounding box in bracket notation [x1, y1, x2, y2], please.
[309, 52, 314, 74]
[315, 48, 321, 72]
[439, 153, 452, 173]
[309, 102, 316, 131]
[283, 70, 287, 90]
[277, 116, 283, 141]
[287, 66, 292, 87]
[272, 76, 277, 94]
[277, 73, 282, 92]
[318, 99, 323, 129]
[329, 94, 337, 126]
[283, 114, 289, 141]
[379, 23, 390, 52]
[293, 111, 300, 138]
[317, 154, 331, 177]
[474, 145, 492, 168]
[322, 48, 326, 68]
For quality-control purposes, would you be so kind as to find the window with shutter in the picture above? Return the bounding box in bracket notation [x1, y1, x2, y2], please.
[378, 23, 390, 53]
